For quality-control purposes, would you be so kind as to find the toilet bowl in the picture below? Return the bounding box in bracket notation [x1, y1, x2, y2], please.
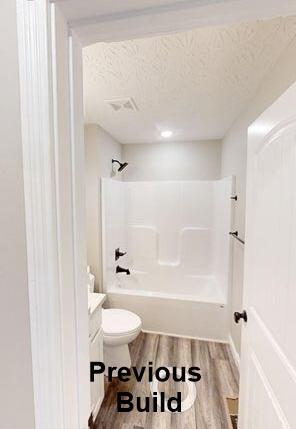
[102, 309, 142, 373]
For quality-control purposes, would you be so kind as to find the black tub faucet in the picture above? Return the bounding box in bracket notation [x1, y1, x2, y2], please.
[116, 265, 130, 275]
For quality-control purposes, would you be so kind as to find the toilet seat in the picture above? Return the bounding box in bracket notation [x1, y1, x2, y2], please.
[102, 309, 142, 336]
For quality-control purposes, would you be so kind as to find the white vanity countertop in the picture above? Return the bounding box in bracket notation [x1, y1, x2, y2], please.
[88, 292, 106, 315]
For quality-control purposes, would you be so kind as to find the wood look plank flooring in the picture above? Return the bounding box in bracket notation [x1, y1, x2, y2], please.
[95, 333, 239, 429]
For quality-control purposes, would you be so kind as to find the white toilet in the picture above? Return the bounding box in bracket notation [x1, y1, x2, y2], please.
[102, 308, 142, 373]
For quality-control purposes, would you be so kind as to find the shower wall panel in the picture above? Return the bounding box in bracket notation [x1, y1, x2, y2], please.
[101, 179, 127, 289]
[102, 178, 233, 304]
[126, 181, 214, 271]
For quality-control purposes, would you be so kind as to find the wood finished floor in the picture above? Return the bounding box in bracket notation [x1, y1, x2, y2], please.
[95, 333, 239, 429]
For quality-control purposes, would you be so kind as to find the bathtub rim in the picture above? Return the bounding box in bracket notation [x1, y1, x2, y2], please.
[106, 286, 227, 306]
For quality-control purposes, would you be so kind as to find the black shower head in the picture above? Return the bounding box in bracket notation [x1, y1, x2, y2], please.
[118, 162, 128, 172]
[112, 159, 129, 172]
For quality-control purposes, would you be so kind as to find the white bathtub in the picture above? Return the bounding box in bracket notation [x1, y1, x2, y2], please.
[106, 272, 229, 341]
[109, 270, 226, 304]
[106, 290, 229, 342]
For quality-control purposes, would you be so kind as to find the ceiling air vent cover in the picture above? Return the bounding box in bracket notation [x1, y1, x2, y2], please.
[106, 97, 138, 112]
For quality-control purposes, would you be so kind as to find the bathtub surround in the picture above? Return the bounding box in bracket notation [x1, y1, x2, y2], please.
[85, 124, 122, 289]
[221, 32, 296, 358]
[122, 140, 221, 182]
[102, 177, 233, 340]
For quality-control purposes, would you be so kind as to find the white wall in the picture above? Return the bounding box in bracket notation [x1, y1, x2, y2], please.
[122, 140, 221, 181]
[85, 124, 122, 288]
[0, 1, 35, 427]
[221, 36, 296, 356]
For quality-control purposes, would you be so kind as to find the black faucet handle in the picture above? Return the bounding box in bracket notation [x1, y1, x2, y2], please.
[115, 248, 127, 260]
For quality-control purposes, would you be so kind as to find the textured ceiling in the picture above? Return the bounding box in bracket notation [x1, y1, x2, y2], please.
[83, 17, 296, 143]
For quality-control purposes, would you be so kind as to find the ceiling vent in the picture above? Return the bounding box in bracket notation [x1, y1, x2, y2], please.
[105, 97, 138, 112]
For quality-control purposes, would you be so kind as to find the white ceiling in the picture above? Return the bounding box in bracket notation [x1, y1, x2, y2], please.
[83, 17, 296, 143]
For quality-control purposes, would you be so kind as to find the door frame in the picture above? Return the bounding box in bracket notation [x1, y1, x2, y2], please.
[16, 1, 89, 428]
[16, 1, 296, 428]
[17, 1, 65, 427]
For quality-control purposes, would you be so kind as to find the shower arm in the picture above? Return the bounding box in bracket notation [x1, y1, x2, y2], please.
[112, 158, 129, 172]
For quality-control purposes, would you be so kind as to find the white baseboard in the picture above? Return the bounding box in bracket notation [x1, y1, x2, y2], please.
[228, 335, 240, 370]
[142, 329, 228, 344]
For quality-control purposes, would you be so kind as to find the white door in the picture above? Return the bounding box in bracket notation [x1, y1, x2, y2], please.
[238, 82, 296, 428]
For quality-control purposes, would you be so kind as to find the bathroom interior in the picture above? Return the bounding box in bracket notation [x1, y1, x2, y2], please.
[83, 15, 296, 428]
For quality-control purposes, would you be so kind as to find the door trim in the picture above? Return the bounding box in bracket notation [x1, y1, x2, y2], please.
[17, 0, 65, 427]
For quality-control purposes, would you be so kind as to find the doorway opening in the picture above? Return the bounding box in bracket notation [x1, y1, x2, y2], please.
[17, 1, 296, 427]
[81, 14, 296, 427]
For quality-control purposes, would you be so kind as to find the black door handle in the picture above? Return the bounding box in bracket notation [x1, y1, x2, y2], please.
[234, 310, 248, 324]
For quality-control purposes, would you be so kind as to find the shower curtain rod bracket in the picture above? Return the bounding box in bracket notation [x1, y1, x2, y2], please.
[229, 231, 245, 245]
